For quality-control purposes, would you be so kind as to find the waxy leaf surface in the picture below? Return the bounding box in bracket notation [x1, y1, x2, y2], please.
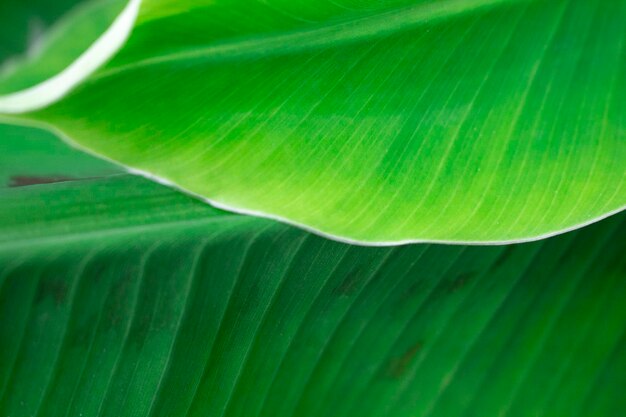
[1, 0, 626, 242]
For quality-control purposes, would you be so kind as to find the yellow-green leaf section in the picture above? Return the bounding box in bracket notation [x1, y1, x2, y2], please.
[1, 0, 625, 244]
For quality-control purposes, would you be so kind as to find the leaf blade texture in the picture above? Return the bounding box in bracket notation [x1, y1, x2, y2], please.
[2, 0, 625, 242]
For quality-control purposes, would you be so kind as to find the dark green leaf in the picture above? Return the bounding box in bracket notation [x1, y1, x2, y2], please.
[1, 167, 625, 417]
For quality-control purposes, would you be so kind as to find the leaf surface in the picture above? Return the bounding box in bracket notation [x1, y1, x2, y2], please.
[0, 0, 82, 60]
[2, 177, 626, 416]
[0, 124, 121, 188]
[1, 130, 626, 417]
[0, 0, 128, 95]
[1, 0, 625, 243]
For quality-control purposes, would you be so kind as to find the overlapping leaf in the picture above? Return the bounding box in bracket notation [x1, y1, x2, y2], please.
[1, 0, 625, 243]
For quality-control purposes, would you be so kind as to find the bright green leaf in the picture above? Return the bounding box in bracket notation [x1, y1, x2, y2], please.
[1, 0, 625, 244]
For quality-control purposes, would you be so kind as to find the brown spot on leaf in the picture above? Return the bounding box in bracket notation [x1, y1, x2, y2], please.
[335, 266, 365, 296]
[385, 341, 424, 379]
[489, 246, 516, 272]
[9, 175, 78, 187]
[35, 279, 69, 306]
[400, 278, 428, 303]
[448, 272, 474, 293]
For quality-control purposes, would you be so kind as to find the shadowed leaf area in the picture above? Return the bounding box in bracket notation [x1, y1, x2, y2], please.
[1, 172, 625, 417]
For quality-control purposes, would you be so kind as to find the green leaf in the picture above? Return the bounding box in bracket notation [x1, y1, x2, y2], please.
[1, 0, 625, 244]
[0, 0, 82, 60]
[1, 168, 626, 416]
[0, 124, 121, 188]
[0, 0, 129, 95]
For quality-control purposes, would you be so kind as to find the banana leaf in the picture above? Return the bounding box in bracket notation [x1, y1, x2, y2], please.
[1, 126, 625, 416]
[1, 0, 624, 243]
